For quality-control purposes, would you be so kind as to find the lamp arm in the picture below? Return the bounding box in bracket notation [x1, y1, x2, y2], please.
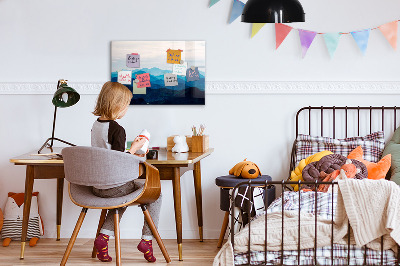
[50, 105, 57, 148]
[50, 79, 61, 148]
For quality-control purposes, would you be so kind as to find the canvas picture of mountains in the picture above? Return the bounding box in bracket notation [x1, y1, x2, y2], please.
[111, 41, 205, 105]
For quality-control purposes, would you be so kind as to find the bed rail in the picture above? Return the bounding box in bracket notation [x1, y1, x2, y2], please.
[289, 106, 400, 182]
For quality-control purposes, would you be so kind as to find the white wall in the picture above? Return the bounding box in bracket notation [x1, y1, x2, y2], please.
[1, 0, 400, 240]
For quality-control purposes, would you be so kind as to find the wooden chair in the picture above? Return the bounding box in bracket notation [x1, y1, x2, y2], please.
[60, 146, 171, 265]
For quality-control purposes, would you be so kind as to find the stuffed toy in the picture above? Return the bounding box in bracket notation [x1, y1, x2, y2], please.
[289, 150, 333, 191]
[301, 154, 368, 191]
[348, 146, 391, 180]
[172, 135, 189, 153]
[229, 159, 261, 179]
[1, 192, 44, 247]
[317, 160, 360, 193]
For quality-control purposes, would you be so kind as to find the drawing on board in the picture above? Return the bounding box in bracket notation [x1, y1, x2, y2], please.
[111, 41, 205, 105]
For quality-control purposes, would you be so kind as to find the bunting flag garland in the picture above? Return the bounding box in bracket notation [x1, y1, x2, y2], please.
[275, 23, 293, 49]
[378, 21, 398, 50]
[210, 4, 400, 58]
[209, 0, 220, 7]
[298, 30, 317, 58]
[323, 33, 341, 58]
[229, 0, 245, 24]
[251, 23, 266, 38]
[351, 29, 370, 55]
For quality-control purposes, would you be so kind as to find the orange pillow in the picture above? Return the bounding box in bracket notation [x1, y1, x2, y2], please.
[347, 146, 391, 180]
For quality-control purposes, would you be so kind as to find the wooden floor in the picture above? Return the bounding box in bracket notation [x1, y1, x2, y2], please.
[0, 239, 221, 265]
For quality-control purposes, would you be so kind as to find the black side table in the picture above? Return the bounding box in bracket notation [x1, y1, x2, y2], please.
[215, 175, 275, 248]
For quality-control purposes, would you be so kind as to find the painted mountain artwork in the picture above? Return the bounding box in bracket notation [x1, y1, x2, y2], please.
[111, 41, 205, 105]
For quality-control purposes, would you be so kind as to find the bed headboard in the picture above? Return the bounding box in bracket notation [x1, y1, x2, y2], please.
[290, 106, 400, 179]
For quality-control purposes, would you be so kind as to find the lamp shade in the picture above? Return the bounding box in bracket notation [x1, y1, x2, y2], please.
[241, 0, 305, 23]
[52, 84, 80, 108]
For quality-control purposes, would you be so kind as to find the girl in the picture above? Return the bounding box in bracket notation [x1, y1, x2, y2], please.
[91, 81, 162, 263]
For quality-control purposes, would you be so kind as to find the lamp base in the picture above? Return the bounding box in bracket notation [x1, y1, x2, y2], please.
[38, 137, 76, 154]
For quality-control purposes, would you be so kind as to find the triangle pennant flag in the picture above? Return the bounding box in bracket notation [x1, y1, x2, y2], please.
[351, 29, 370, 55]
[378, 21, 398, 50]
[229, 0, 245, 24]
[209, 0, 220, 7]
[298, 29, 317, 58]
[275, 23, 293, 49]
[323, 33, 341, 58]
[251, 23, 266, 38]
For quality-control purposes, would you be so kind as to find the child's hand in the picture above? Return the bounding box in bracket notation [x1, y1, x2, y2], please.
[129, 137, 147, 155]
[134, 149, 149, 157]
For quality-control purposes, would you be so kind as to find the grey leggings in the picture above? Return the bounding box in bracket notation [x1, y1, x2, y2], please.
[92, 180, 162, 240]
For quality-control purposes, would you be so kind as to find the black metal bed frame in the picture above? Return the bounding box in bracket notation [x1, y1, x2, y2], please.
[230, 106, 400, 266]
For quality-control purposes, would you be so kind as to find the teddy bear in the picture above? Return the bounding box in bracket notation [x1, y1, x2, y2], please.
[1, 192, 44, 247]
[229, 159, 261, 179]
[172, 135, 189, 153]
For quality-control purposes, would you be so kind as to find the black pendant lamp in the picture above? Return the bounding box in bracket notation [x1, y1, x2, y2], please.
[242, 0, 305, 23]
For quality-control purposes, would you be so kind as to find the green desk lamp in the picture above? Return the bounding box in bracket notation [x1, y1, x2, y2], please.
[38, 79, 80, 154]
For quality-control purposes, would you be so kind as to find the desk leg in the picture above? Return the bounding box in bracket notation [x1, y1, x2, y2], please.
[20, 165, 34, 259]
[56, 178, 64, 241]
[193, 161, 203, 242]
[172, 167, 183, 261]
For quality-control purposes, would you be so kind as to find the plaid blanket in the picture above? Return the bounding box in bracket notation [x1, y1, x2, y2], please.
[234, 191, 397, 265]
[235, 244, 397, 265]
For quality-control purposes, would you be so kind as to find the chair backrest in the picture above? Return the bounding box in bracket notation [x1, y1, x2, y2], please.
[62, 146, 145, 187]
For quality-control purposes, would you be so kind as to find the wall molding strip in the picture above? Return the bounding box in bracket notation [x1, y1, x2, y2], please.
[0, 81, 399, 95]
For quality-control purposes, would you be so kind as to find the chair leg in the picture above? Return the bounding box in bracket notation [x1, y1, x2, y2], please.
[91, 209, 108, 258]
[114, 209, 121, 266]
[217, 211, 230, 248]
[141, 205, 171, 263]
[60, 208, 88, 266]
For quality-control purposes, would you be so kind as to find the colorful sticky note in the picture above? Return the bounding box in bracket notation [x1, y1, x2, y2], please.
[126, 53, 140, 68]
[164, 73, 178, 87]
[173, 62, 188, 76]
[132, 82, 146, 94]
[117, 71, 132, 85]
[167, 49, 183, 64]
[186, 67, 200, 82]
[136, 73, 151, 88]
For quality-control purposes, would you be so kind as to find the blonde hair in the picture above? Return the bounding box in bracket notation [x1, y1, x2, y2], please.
[93, 82, 133, 120]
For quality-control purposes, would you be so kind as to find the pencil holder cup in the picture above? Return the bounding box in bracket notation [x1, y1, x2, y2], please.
[191, 135, 209, 153]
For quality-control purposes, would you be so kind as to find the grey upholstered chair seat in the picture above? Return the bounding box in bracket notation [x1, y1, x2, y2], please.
[61, 146, 170, 265]
[69, 180, 145, 208]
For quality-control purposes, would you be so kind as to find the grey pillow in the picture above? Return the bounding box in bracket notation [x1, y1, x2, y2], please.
[382, 126, 400, 184]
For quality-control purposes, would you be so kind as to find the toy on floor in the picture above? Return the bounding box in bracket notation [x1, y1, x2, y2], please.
[0, 208, 3, 232]
[229, 159, 261, 179]
[1, 192, 44, 247]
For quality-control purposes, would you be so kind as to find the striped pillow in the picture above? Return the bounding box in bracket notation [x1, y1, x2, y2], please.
[294, 131, 385, 166]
